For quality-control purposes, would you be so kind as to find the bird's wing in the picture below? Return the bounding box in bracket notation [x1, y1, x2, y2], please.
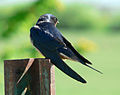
[61, 36, 103, 74]
[30, 27, 87, 83]
[61, 36, 92, 64]
[30, 27, 65, 50]
[48, 25, 92, 65]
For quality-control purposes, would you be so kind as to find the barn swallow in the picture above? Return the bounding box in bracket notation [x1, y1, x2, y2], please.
[30, 14, 102, 83]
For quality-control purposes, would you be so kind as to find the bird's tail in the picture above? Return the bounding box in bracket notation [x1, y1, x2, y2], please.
[78, 59, 103, 74]
[49, 52, 87, 83]
[84, 63, 103, 74]
[57, 47, 102, 74]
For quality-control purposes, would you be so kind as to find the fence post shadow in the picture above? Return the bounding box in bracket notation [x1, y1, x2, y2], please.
[4, 58, 55, 95]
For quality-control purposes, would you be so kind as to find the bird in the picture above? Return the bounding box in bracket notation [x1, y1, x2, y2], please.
[30, 14, 102, 83]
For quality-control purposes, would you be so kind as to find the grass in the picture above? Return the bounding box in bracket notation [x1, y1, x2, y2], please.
[0, 29, 120, 95]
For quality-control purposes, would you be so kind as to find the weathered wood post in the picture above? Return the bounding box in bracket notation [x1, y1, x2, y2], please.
[4, 58, 55, 95]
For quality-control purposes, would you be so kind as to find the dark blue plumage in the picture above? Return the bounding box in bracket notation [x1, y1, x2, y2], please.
[30, 14, 102, 83]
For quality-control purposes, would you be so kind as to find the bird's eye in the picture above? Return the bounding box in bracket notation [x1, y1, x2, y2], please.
[51, 17, 57, 23]
[55, 18, 57, 22]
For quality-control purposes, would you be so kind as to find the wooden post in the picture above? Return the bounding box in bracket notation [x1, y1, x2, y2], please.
[4, 58, 55, 95]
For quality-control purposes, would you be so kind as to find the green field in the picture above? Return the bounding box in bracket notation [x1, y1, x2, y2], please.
[55, 29, 120, 95]
[0, 29, 120, 95]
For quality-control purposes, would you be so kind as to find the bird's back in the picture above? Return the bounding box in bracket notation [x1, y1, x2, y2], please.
[38, 22, 64, 42]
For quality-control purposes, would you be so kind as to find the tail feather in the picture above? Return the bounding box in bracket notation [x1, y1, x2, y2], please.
[82, 57, 92, 65]
[79, 59, 103, 74]
[84, 64, 103, 74]
[49, 53, 87, 83]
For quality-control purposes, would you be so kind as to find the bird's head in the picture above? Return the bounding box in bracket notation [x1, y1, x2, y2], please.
[36, 14, 59, 26]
